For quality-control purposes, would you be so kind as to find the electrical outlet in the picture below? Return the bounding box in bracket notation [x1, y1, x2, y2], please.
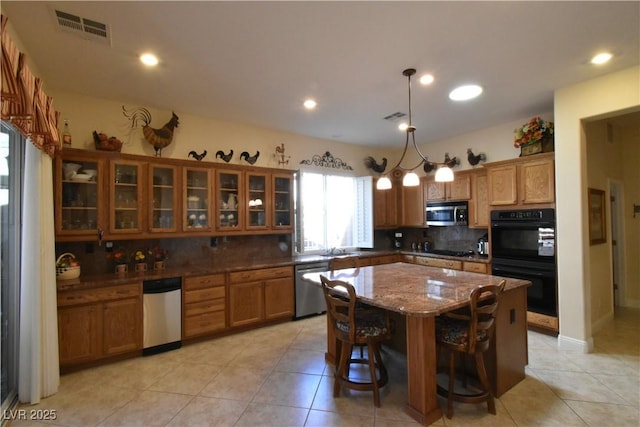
[210, 237, 217, 247]
[85, 242, 93, 254]
[105, 241, 113, 252]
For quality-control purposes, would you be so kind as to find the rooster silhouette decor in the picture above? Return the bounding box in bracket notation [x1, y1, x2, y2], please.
[123, 106, 179, 157]
[188, 150, 207, 161]
[215, 150, 234, 163]
[240, 151, 260, 165]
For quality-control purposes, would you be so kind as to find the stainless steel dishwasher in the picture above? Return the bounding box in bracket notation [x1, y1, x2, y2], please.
[294, 261, 330, 319]
[143, 277, 182, 356]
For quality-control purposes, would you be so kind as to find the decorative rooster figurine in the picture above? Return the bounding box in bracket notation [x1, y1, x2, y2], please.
[215, 149, 234, 163]
[188, 150, 207, 161]
[240, 151, 260, 165]
[467, 148, 486, 166]
[123, 106, 179, 157]
[363, 156, 387, 173]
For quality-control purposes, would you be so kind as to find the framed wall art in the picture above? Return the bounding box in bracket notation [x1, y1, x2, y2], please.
[588, 188, 606, 245]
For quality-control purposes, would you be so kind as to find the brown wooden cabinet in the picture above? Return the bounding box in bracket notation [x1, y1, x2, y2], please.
[110, 159, 145, 235]
[57, 283, 142, 369]
[183, 273, 226, 338]
[183, 166, 214, 232]
[103, 298, 142, 355]
[149, 164, 180, 233]
[245, 171, 269, 231]
[486, 153, 555, 208]
[57, 304, 101, 365]
[55, 149, 294, 240]
[272, 173, 293, 231]
[229, 266, 293, 327]
[216, 169, 243, 232]
[55, 151, 105, 240]
[374, 179, 399, 229]
[468, 170, 489, 228]
[401, 181, 425, 227]
[413, 256, 462, 270]
[424, 173, 471, 202]
[462, 261, 488, 274]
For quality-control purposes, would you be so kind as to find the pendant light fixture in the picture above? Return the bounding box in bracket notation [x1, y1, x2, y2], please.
[376, 68, 456, 190]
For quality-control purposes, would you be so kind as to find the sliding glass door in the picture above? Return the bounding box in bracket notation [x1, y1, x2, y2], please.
[1, 123, 23, 412]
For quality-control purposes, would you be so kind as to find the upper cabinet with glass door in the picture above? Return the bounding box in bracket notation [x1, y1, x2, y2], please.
[55, 152, 104, 239]
[150, 164, 179, 233]
[245, 172, 269, 230]
[215, 170, 243, 232]
[184, 167, 212, 232]
[110, 160, 144, 234]
[272, 173, 293, 231]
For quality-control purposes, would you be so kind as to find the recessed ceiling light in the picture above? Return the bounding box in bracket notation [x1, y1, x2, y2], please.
[449, 84, 483, 101]
[140, 53, 158, 66]
[591, 52, 613, 65]
[419, 74, 434, 85]
[303, 99, 317, 110]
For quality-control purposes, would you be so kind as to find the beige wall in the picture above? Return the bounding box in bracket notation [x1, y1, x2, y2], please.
[620, 123, 640, 306]
[555, 65, 640, 351]
[50, 91, 393, 177]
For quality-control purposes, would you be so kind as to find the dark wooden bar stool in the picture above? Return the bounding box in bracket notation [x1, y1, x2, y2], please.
[435, 280, 506, 418]
[320, 274, 391, 407]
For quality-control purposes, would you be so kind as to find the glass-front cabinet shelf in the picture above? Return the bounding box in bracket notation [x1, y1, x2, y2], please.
[245, 172, 269, 230]
[150, 164, 178, 232]
[110, 160, 144, 234]
[272, 173, 292, 230]
[184, 167, 212, 231]
[216, 170, 242, 231]
[56, 156, 103, 237]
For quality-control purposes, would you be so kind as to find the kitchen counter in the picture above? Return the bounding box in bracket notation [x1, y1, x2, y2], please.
[56, 249, 489, 291]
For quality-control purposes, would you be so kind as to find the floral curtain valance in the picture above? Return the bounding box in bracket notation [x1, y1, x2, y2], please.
[1, 14, 61, 157]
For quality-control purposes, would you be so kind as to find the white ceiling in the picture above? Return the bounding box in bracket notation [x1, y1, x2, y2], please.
[3, 1, 639, 148]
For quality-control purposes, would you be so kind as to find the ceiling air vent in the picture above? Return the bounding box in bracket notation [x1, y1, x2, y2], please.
[53, 9, 111, 45]
[383, 112, 406, 121]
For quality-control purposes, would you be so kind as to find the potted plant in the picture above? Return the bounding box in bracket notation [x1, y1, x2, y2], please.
[149, 245, 169, 271]
[108, 247, 129, 273]
[133, 249, 148, 272]
[514, 116, 554, 156]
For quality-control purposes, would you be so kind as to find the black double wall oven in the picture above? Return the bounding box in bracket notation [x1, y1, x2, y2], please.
[490, 209, 557, 318]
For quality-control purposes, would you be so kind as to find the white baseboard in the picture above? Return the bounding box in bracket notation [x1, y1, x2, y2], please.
[558, 334, 594, 353]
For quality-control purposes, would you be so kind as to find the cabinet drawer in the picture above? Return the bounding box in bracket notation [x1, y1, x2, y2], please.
[184, 274, 226, 290]
[184, 298, 225, 316]
[414, 257, 462, 270]
[184, 311, 226, 337]
[463, 262, 488, 274]
[369, 255, 400, 265]
[229, 266, 292, 283]
[184, 287, 225, 303]
[58, 283, 141, 307]
[401, 254, 415, 263]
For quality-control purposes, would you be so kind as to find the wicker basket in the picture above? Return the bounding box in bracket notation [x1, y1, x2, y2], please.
[56, 252, 81, 280]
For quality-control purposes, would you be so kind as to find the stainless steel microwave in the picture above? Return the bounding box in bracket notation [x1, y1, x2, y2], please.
[426, 201, 468, 226]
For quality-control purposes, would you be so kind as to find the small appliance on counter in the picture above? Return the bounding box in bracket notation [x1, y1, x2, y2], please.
[477, 234, 489, 257]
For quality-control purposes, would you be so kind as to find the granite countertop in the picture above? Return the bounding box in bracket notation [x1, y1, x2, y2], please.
[56, 249, 490, 292]
[302, 262, 528, 317]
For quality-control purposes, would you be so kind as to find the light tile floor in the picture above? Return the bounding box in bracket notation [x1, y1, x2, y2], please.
[11, 307, 639, 427]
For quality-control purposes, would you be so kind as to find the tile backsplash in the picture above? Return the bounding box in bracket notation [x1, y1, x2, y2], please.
[56, 234, 293, 276]
[374, 226, 488, 253]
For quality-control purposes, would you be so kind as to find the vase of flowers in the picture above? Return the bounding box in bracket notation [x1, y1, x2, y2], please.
[108, 248, 129, 274]
[149, 245, 169, 271]
[133, 249, 148, 272]
[514, 116, 554, 156]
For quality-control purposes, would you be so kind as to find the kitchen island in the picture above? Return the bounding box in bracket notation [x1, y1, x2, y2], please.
[303, 262, 530, 426]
